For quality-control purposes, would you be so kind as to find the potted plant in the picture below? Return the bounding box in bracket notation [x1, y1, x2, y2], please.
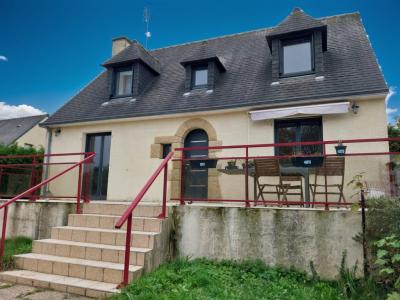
[335, 141, 347, 156]
[226, 160, 238, 170]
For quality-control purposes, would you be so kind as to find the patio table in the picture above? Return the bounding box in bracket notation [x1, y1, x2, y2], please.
[218, 165, 313, 206]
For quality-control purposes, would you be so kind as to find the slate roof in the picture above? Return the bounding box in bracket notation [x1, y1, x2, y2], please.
[0, 115, 48, 146]
[102, 41, 161, 74]
[268, 8, 326, 37]
[266, 8, 327, 51]
[43, 11, 388, 126]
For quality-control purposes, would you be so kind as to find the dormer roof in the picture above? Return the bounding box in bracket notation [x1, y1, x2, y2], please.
[266, 8, 327, 51]
[179, 42, 226, 71]
[102, 41, 161, 74]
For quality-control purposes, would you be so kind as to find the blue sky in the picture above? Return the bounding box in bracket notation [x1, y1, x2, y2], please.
[0, 0, 399, 121]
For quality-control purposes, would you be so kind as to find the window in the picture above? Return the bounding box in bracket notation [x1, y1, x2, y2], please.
[114, 67, 133, 97]
[162, 144, 172, 159]
[275, 118, 322, 157]
[191, 65, 208, 89]
[280, 36, 314, 76]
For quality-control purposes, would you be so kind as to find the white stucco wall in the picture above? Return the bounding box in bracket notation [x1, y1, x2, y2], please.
[15, 123, 47, 149]
[46, 96, 388, 202]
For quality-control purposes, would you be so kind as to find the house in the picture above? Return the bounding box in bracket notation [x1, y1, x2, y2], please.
[41, 8, 389, 202]
[0, 114, 48, 149]
[0, 8, 390, 297]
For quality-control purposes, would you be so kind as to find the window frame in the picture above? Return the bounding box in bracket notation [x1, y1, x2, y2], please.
[279, 34, 315, 78]
[112, 66, 134, 98]
[274, 117, 323, 157]
[191, 64, 209, 90]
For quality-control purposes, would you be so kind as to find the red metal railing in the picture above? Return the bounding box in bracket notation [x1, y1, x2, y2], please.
[115, 151, 174, 287]
[0, 152, 95, 268]
[173, 137, 400, 208]
[0, 152, 93, 201]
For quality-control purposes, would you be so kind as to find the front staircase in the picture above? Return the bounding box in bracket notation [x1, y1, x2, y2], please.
[0, 202, 172, 299]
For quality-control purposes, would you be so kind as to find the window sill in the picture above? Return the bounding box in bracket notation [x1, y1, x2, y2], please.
[191, 85, 208, 91]
[110, 94, 133, 100]
[279, 71, 315, 79]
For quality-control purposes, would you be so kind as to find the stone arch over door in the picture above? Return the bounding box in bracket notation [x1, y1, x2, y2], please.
[175, 118, 218, 143]
[150, 118, 222, 201]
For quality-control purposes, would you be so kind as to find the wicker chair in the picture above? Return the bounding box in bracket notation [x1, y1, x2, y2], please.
[309, 156, 346, 205]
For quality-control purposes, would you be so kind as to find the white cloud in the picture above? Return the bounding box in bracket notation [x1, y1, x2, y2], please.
[0, 102, 46, 119]
[385, 86, 398, 123]
[385, 86, 396, 105]
[0, 55, 7, 62]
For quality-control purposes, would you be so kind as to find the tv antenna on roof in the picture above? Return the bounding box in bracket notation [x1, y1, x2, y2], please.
[143, 6, 151, 49]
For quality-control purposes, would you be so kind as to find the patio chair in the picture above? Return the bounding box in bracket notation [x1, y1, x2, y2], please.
[280, 175, 304, 206]
[254, 158, 304, 206]
[309, 156, 346, 206]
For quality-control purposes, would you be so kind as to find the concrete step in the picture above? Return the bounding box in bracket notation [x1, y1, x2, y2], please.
[68, 214, 162, 232]
[83, 202, 166, 217]
[0, 269, 119, 298]
[14, 253, 142, 284]
[51, 226, 158, 248]
[33, 239, 151, 266]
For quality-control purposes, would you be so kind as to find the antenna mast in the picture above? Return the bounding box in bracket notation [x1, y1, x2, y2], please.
[143, 6, 151, 49]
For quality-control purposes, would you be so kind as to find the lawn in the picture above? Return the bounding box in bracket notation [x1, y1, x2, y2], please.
[109, 259, 385, 300]
[2, 236, 32, 270]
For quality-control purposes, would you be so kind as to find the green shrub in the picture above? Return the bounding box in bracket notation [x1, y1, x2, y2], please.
[374, 236, 400, 294]
[365, 198, 400, 247]
[0, 144, 44, 195]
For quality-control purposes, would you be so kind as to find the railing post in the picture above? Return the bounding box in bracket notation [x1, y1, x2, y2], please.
[29, 157, 36, 201]
[83, 154, 90, 203]
[360, 189, 369, 277]
[0, 206, 8, 269]
[76, 163, 83, 214]
[0, 167, 3, 196]
[179, 151, 185, 205]
[158, 163, 168, 219]
[245, 146, 250, 208]
[120, 212, 132, 288]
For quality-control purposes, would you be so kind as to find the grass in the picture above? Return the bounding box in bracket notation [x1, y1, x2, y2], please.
[2, 236, 32, 270]
[109, 259, 385, 300]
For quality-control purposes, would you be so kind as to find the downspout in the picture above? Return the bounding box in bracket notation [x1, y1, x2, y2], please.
[41, 127, 52, 196]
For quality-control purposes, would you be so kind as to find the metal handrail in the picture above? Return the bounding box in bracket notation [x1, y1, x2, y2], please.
[174, 136, 398, 208]
[174, 136, 398, 151]
[0, 152, 95, 268]
[115, 151, 174, 287]
[0, 152, 91, 159]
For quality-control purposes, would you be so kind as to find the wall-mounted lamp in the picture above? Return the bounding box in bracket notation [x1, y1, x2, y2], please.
[351, 103, 359, 114]
[54, 128, 61, 137]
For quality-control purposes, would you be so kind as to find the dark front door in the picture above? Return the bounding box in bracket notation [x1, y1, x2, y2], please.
[85, 133, 111, 200]
[184, 129, 209, 199]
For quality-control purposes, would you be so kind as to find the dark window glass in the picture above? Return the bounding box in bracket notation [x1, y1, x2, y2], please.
[114, 67, 133, 96]
[191, 65, 208, 89]
[162, 144, 171, 159]
[281, 36, 313, 76]
[275, 118, 322, 158]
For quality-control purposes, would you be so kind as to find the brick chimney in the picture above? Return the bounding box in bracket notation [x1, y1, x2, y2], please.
[111, 37, 132, 56]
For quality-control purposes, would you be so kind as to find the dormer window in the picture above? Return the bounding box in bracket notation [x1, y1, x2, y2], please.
[114, 67, 133, 97]
[280, 35, 314, 77]
[191, 65, 208, 89]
